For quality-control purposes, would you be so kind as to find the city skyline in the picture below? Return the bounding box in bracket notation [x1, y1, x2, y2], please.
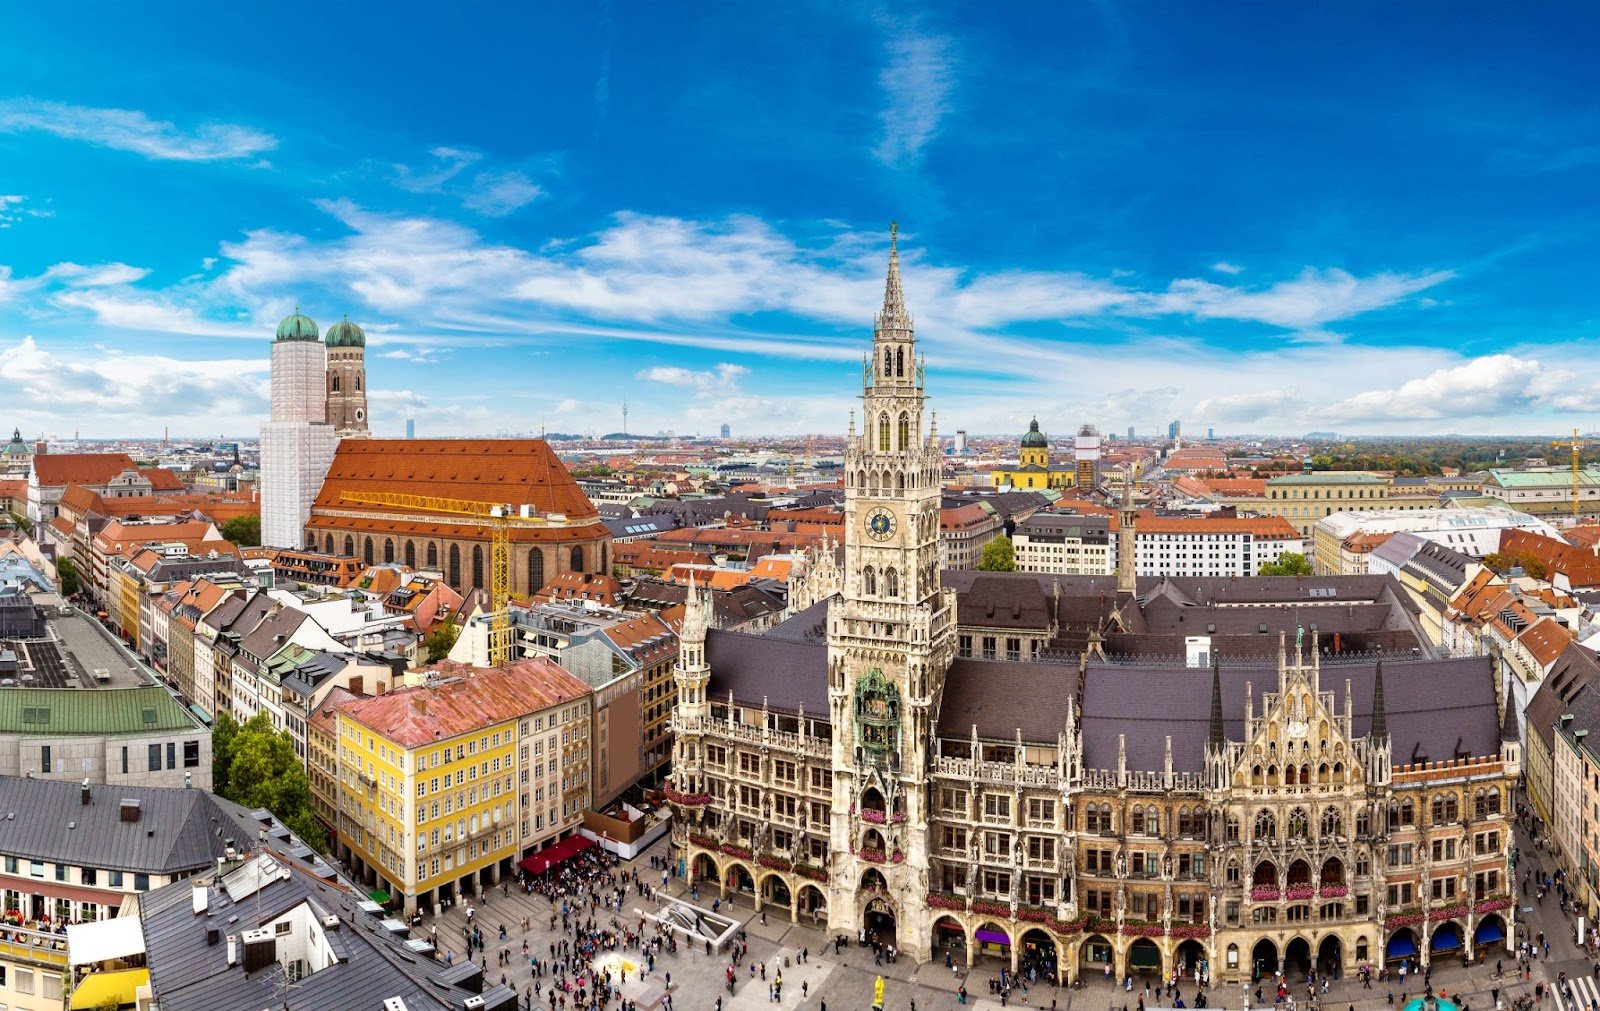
[3, 3, 1600, 438]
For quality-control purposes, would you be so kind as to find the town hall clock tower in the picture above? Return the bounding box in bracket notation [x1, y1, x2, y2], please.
[826, 226, 956, 957]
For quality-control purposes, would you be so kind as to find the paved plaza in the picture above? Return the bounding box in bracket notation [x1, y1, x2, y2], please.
[415, 816, 1571, 1011]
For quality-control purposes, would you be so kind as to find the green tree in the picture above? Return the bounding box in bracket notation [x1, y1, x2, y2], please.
[426, 616, 461, 662]
[977, 535, 1017, 572]
[1259, 552, 1313, 576]
[7, 512, 32, 536]
[212, 712, 240, 793]
[56, 557, 79, 596]
[220, 514, 261, 547]
[213, 712, 323, 850]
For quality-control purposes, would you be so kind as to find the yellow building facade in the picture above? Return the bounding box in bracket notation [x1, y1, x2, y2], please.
[334, 658, 593, 914]
[991, 418, 1076, 490]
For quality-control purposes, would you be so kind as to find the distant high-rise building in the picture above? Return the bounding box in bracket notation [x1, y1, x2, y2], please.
[406, 419, 415, 440]
[261, 309, 339, 549]
[1208, 426, 1215, 440]
[1168, 419, 1182, 441]
[1127, 425, 1135, 440]
[953, 429, 967, 455]
[1074, 423, 1101, 488]
[720, 423, 731, 440]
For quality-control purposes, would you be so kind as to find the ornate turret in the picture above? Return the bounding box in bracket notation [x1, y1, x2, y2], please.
[1205, 652, 1230, 789]
[1366, 657, 1392, 783]
[1116, 465, 1138, 595]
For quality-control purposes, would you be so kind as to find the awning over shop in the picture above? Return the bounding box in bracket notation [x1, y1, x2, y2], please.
[974, 928, 1010, 946]
[1430, 930, 1462, 952]
[368, 889, 391, 904]
[1386, 937, 1417, 959]
[1475, 922, 1506, 944]
[67, 917, 145, 967]
[70, 968, 149, 1009]
[518, 834, 597, 876]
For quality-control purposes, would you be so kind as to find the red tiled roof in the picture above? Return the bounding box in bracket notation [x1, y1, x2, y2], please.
[339, 659, 590, 747]
[1518, 617, 1574, 669]
[31, 452, 136, 487]
[312, 439, 599, 522]
[533, 571, 623, 606]
[140, 467, 184, 491]
[1501, 528, 1600, 588]
[940, 503, 997, 531]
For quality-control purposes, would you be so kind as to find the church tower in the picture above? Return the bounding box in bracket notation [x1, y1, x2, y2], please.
[324, 316, 369, 437]
[826, 225, 955, 958]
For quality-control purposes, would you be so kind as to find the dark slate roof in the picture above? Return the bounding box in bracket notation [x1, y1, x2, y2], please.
[0, 775, 257, 875]
[765, 597, 832, 644]
[1526, 641, 1600, 749]
[705, 629, 827, 716]
[1403, 540, 1471, 594]
[139, 853, 485, 1011]
[1079, 656, 1499, 773]
[937, 657, 1076, 741]
[955, 574, 1053, 630]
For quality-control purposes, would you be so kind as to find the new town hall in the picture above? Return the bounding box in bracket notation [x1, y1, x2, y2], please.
[667, 232, 1518, 985]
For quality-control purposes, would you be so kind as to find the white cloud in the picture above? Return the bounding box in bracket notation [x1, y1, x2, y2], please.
[0, 195, 51, 229]
[1143, 267, 1454, 329]
[394, 147, 482, 192]
[874, 24, 955, 165]
[1211, 261, 1244, 275]
[1311, 354, 1599, 423]
[637, 363, 748, 392]
[462, 171, 543, 216]
[0, 335, 268, 433]
[1193, 389, 1300, 423]
[42, 262, 150, 287]
[0, 99, 275, 162]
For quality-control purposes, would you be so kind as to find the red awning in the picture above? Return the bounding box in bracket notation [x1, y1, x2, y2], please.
[517, 834, 596, 876]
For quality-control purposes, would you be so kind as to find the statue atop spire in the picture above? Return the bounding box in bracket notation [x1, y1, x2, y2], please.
[876, 221, 913, 336]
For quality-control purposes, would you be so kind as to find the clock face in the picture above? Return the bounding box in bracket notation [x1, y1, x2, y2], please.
[865, 507, 897, 541]
[354, 408, 365, 422]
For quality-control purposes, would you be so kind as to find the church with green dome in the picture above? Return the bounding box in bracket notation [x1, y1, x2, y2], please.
[989, 417, 1079, 489]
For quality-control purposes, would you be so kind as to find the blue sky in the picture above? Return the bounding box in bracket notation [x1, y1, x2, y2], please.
[2, 2, 1599, 439]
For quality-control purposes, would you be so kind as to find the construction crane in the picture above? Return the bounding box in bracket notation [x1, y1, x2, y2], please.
[1549, 429, 1600, 519]
[339, 491, 547, 667]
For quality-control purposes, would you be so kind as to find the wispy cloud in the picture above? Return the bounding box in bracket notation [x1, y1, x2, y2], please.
[0, 194, 54, 228]
[1211, 261, 1243, 275]
[395, 147, 545, 216]
[1142, 267, 1454, 330]
[0, 99, 276, 162]
[873, 23, 955, 165]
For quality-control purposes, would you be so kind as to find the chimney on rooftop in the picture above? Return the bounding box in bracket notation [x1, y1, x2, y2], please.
[80, 778, 90, 806]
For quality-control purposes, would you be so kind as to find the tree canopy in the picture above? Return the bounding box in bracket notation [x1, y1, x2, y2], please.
[57, 557, 80, 596]
[221, 514, 261, 548]
[1259, 551, 1313, 576]
[977, 535, 1017, 572]
[212, 712, 324, 851]
[426, 616, 461, 663]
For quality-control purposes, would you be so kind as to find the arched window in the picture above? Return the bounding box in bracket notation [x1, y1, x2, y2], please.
[528, 548, 545, 592]
[1321, 807, 1343, 838]
[570, 546, 583, 571]
[885, 567, 899, 598]
[471, 545, 485, 589]
[600, 543, 608, 573]
[343, 535, 354, 557]
[364, 537, 374, 565]
[883, 349, 893, 377]
[878, 413, 891, 451]
[898, 412, 910, 449]
[1285, 765, 1297, 786]
[332, 375, 341, 392]
[895, 346, 905, 377]
[1255, 809, 1276, 841]
[355, 374, 362, 391]
[863, 566, 877, 596]
[1288, 807, 1309, 838]
[383, 538, 395, 564]
[448, 545, 461, 587]
[426, 542, 438, 568]
[403, 540, 416, 567]
[325, 534, 334, 554]
[895, 470, 905, 492]
[1399, 799, 1414, 826]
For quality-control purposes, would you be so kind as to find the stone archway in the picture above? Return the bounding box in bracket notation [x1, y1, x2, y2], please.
[1252, 938, 1279, 979]
[1474, 913, 1509, 952]
[1081, 933, 1115, 977]
[1430, 922, 1464, 962]
[932, 915, 967, 965]
[1128, 938, 1161, 977]
[691, 853, 719, 884]
[1176, 939, 1207, 979]
[796, 883, 827, 925]
[1284, 937, 1311, 976]
[1317, 935, 1343, 977]
[726, 862, 755, 898]
[1385, 928, 1420, 964]
[864, 896, 897, 949]
[1021, 928, 1058, 984]
[760, 873, 792, 915]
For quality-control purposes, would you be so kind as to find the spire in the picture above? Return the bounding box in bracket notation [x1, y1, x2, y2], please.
[1370, 658, 1388, 743]
[1208, 652, 1225, 752]
[876, 221, 912, 335]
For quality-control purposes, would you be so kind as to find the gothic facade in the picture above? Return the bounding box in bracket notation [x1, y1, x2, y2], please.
[667, 232, 1517, 984]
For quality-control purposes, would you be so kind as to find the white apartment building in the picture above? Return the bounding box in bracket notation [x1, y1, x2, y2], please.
[1012, 513, 1113, 574]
